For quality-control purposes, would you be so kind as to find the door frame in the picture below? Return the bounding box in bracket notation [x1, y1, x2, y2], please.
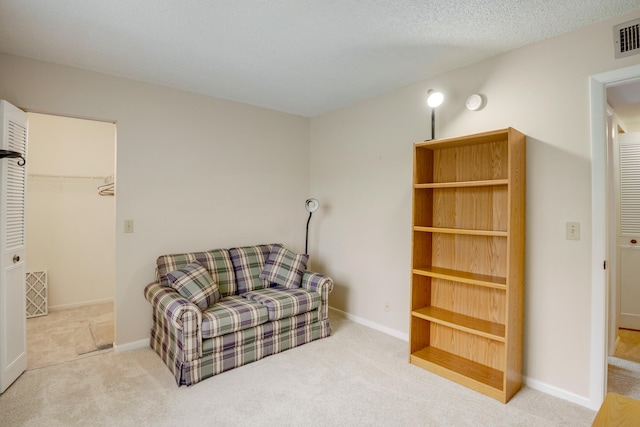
[23, 110, 118, 353]
[589, 63, 640, 410]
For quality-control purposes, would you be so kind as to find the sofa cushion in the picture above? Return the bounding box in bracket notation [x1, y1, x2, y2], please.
[242, 287, 320, 321]
[229, 244, 273, 294]
[202, 311, 320, 355]
[259, 244, 309, 289]
[156, 249, 236, 296]
[201, 295, 269, 339]
[166, 261, 221, 310]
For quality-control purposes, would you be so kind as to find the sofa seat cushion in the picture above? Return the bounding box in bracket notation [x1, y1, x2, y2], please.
[202, 311, 320, 355]
[242, 287, 320, 321]
[201, 296, 269, 339]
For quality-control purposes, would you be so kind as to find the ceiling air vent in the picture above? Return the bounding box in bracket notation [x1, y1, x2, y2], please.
[614, 18, 640, 59]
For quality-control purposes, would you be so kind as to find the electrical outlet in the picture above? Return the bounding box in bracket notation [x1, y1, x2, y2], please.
[566, 222, 580, 240]
[124, 220, 134, 233]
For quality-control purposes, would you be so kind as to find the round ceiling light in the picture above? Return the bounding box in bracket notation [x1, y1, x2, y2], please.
[466, 94, 486, 111]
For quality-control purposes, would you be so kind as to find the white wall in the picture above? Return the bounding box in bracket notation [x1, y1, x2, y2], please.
[309, 9, 640, 405]
[0, 55, 311, 345]
[25, 113, 115, 309]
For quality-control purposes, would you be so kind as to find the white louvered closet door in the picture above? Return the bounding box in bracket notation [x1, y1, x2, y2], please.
[0, 100, 28, 393]
[618, 134, 640, 331]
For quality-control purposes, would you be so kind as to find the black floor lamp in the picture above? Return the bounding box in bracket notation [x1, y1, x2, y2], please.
[305, 198, 319, 254]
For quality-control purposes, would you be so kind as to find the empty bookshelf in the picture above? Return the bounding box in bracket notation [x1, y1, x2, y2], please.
[409, 127, 526, 403]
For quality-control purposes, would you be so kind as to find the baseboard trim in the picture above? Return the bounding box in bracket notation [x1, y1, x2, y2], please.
[523, 376, 594, 409]
[48, 297, 114, 312]
[114, 339, 149, 353]
[329, 306, 409, 341]
[328, 307, 595, 409]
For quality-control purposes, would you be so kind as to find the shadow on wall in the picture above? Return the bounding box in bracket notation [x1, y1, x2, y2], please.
[306, 201, 331, 268]
[521, 135, 592, 383]
[327, 282, 349, 314]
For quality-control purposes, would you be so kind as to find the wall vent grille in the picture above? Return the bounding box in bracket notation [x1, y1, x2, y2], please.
[26, 271, 48, 318]
[614, 18, 640, 59]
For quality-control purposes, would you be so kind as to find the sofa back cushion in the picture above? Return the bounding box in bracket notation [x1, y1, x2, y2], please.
[156, 249, 236, 296]
[229, 244, 273, 294]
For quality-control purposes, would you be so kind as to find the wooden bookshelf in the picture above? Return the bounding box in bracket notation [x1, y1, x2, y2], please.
[409, 128, 526, 403]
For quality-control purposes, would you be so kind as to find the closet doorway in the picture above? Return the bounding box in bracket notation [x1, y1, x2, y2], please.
[24, 113, 116, 369]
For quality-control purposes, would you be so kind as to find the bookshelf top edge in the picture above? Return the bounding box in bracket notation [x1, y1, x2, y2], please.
[414, 128, 524, 149]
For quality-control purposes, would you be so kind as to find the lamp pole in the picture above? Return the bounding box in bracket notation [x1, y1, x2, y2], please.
[431, 108, 436, 140]
[305, 211, 313, 254]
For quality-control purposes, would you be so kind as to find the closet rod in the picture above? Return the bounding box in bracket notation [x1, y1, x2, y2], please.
[28, 173, 109, 180]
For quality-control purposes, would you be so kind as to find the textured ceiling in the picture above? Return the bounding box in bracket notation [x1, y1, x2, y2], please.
[0, 1, 639, 116]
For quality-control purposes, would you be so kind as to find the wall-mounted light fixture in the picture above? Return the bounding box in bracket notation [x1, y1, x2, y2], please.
[304, 198, 319, 255]
[0, 149, 25, 166]
[466, 93, 487, 111]
[426, 89, 444, 141]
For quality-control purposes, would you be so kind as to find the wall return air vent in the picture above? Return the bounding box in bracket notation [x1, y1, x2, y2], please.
[614, 18, 640, 59]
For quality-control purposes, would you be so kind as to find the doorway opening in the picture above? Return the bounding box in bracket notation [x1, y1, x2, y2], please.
[604, 79, 640, 401]
[590, 63, 640, 410]
[24, 112, 116, 369]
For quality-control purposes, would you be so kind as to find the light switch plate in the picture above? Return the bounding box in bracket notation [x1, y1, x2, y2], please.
[124, 220, 134, 233]
[566, 222, 580, 240]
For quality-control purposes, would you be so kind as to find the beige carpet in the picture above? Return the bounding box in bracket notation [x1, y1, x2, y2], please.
[0, 311, 596, 426]
[608, 356, 640, 401]
[27, 302, 114, 370]
[608, 328, 640, 401]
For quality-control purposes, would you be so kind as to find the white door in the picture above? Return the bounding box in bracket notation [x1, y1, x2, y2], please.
[0, 100, 28, 393]
[618, 133, 640, 330]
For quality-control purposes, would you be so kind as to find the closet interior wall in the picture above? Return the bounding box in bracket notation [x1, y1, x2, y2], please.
[25, 113, 115, 310]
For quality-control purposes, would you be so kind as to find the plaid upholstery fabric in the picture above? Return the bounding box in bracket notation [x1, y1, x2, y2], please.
[147, 279, 331, 387]
[229, 244, 273, 293]
[156, 249, 236, 296]
[300, 271, 334, 320]
[259, 244, 309, 289]
[202, 311, 319, 354]
[179, 319, 331, 386]
[166, 261, 221, 310]
[146, 244, 336, 388]
[242, 287, 320, 321]
[201, 296, 269, 339]
[145, 282, 203, 378]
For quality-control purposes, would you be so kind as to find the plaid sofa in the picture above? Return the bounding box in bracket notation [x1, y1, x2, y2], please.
[144, 244, 333, 386]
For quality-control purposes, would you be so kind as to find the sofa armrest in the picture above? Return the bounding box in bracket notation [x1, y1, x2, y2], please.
[144, 282, 203, 361]
[300, 272, 333, 320]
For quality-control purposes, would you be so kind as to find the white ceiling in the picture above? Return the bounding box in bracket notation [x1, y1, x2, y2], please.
[1, 1, 639, 117]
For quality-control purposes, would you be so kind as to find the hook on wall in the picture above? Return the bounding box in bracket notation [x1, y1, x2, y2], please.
[0, 149, 26, 166]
